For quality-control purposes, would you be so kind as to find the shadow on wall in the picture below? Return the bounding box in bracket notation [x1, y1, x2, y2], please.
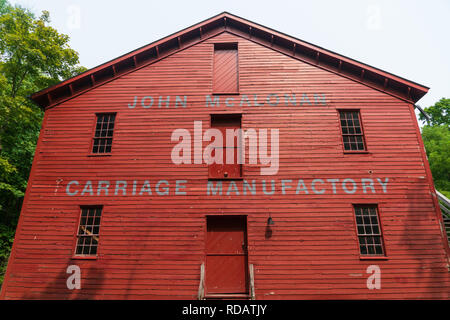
[264, 225, 273, 239]
[399, 178, 449, 299]
[123, 223, 153, 300]
[23, 262, 106, 299]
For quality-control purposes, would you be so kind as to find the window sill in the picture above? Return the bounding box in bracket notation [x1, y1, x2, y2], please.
[344, 151, 370, 155]
[208, 177, 244, 181]
[71, 255, 98, 260]
[359, 255, 388, 261]
[212, 92, 240, 96]
[87, 153, 112, 157]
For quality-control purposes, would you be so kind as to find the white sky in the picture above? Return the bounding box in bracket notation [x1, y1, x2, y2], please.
[10, 0, 450, 121]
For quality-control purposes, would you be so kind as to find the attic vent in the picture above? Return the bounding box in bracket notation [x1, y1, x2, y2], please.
[115, 58, 135, 75]
[72, 76, 92, 93]
[136, 47, 157, 65]
[93, 67, 114, 84]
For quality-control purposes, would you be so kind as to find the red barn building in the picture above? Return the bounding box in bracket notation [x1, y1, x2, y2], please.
[1, 12, 449, 300]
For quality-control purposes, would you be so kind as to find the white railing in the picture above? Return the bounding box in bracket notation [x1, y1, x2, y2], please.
[197, 262, 256, 300]
[437, 191, 450, 216]
[197, 262, 205, 300]
[249, 263, 256, 300]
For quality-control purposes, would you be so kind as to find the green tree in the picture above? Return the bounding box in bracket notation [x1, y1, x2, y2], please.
[0, 1, 86, 287]
[0, 0, 9, 15]
[419, 98, 450, 126]
[422, 125, 450, 198]
[419, 98, 450, 199]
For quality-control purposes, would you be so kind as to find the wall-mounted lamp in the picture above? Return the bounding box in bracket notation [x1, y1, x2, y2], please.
[265, 215, 274, 239]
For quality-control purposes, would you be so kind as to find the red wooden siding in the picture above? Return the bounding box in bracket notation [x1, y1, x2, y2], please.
[1, 31, 449, 300]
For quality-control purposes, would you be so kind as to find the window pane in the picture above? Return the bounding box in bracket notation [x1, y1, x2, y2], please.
[354, 205, 385, 256]
[92, 113, 116, 153]
[75, 206, 102, 256]
[339, 110, 366, 151]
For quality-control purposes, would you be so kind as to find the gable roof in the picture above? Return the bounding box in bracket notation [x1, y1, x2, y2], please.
[30, 12, 429, 109]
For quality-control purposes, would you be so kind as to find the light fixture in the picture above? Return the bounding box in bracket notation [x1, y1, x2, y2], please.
[267, 216, 275, 226]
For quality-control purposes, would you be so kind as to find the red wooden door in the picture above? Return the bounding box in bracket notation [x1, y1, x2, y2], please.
[213, 44, 238, 94]
[208, 114, 242, 179]
[205, 216, 248, 294]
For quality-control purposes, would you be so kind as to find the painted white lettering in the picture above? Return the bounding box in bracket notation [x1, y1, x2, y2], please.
[141, 96, 153, 108]
[377, 178, 389, 193]
[311, 179, 325, 194]
[342, 178, 357, 194]
[361, 178, 375, 193]
[97, 180, 110, 196]
[66, 181, 79, 196]
[114, 180, 127, 195]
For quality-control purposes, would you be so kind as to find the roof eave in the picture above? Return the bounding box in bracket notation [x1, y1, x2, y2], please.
[31, 12, 429, 110]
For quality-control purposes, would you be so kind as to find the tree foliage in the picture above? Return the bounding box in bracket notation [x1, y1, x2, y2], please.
[419, 98, 450, 126]
[0, 0, 8, 15]
[422, 125, 450, 198]
[0, 1, 86, 287]
[419, 98, 450, 199]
